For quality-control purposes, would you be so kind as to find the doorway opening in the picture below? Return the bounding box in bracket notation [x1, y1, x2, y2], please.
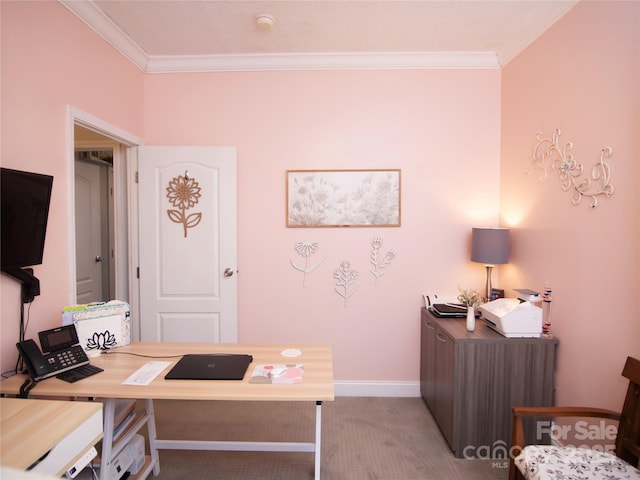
[74, 147, 114, 303]
[68, 106, 143, 338]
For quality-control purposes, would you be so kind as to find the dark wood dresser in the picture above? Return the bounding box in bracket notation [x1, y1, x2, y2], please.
[420, 307, 558, 458]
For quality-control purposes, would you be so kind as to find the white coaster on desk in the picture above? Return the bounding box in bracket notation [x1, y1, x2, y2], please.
[281, 348, 302, 358]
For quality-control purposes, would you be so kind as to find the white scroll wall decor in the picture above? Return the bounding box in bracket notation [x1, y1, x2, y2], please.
[527, 129, 614, 209]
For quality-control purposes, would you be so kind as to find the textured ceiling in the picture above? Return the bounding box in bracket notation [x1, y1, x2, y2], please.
[61, 0, 579, 72]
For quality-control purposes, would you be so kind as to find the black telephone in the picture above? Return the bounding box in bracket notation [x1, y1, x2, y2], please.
[17, 324, 90, 382]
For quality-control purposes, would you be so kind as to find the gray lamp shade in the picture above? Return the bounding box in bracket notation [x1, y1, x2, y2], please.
[471, 227, 510, 265]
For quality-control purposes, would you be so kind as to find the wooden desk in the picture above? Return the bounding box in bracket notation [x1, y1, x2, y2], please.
[0, 343, 334, 480]
[0, 398, 103, 476]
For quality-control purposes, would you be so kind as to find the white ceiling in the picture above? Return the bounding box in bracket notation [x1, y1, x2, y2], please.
[61, 0, 579, 72]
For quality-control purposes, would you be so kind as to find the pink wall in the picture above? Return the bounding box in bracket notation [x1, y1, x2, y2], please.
[500, 1, 640, 409]
[0, 2, 144, 373]
[5, 0, 636, 402]
[1, 1, 502, 382]
[143, 70, 502, 380]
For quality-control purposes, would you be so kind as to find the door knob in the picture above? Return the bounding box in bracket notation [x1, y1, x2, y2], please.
[223, 268, 234, 277]
[95, 256, 104, 263]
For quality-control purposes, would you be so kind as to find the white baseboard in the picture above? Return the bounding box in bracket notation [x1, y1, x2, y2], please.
[334, 381, 421, 397]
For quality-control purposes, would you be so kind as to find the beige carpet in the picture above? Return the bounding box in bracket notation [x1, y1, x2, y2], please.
[147, 397, 509, 480]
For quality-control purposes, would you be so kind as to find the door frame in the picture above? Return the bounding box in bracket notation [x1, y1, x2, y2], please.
[66, 105, 144, 337]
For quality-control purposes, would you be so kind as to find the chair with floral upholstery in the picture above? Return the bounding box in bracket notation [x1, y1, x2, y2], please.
[509, 356, 640, 480]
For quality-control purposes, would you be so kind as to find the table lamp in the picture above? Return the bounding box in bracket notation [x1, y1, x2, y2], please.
[470, 227, 510, 301]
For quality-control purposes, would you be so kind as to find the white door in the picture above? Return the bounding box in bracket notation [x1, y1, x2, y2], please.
[137, 146, 237, 343]
[75, 159, 106, 303]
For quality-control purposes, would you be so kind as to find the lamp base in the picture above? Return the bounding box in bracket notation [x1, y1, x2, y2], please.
[484, 264, 494, 302]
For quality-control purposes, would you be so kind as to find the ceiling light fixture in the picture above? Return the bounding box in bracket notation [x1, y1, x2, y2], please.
[256, 14, 275, 30]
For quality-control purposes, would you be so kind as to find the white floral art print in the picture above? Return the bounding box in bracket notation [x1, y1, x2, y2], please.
[286, 169, 401, 227]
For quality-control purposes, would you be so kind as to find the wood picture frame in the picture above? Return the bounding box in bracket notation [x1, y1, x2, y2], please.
[286, 169, 401, 227]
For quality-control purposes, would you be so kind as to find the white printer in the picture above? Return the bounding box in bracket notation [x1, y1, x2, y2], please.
[479, 297, 542, 338]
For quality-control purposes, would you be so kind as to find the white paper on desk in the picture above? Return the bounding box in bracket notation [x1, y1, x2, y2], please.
[122, 361, 172, 386]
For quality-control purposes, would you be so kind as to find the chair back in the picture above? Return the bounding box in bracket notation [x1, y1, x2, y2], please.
[617, 356, 640, 467]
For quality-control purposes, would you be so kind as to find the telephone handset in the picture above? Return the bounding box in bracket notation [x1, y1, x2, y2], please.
[16, 324, 90, 382]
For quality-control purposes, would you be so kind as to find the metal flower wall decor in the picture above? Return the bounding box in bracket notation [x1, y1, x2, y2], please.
[166, 171, 203, 237]
[369, 236, 396, 285]
[288, 237, 397, 307]
[527, 129, 614, 209]
[333, 261, 359, 308]
[290, 241, 326, 287]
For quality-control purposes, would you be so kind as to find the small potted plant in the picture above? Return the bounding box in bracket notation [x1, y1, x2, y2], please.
[458, 287, 482, 332]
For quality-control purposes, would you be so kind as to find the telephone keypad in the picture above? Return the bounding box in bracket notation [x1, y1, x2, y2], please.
[54, 346, 88, 368]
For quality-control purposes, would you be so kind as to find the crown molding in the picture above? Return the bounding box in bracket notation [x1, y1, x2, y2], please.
[146, 51, 500, 73]
[60, 0, 500, 73]
[60, 0, 149, 71]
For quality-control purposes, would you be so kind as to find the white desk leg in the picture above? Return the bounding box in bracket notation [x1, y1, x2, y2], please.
[99, 399, 116, 480]
[146, 399, 161, 476]
[315, 401, 322, 480]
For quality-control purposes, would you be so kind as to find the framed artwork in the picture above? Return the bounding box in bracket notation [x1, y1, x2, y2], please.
[286, 169, 401, 227]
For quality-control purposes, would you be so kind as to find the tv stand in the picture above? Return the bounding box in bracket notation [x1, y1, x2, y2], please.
[1, 266, 40, 303]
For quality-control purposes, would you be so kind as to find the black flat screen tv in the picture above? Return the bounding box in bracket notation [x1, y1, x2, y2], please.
[1, 167, 54, 270]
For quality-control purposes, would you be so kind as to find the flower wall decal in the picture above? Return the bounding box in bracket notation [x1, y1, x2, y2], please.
[290, 241, 326, 287]
[286, 237, 402, 308]
[369, 236, 396, 285]
[333, 261, 359, 307]
[166, 172, 203, 237]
